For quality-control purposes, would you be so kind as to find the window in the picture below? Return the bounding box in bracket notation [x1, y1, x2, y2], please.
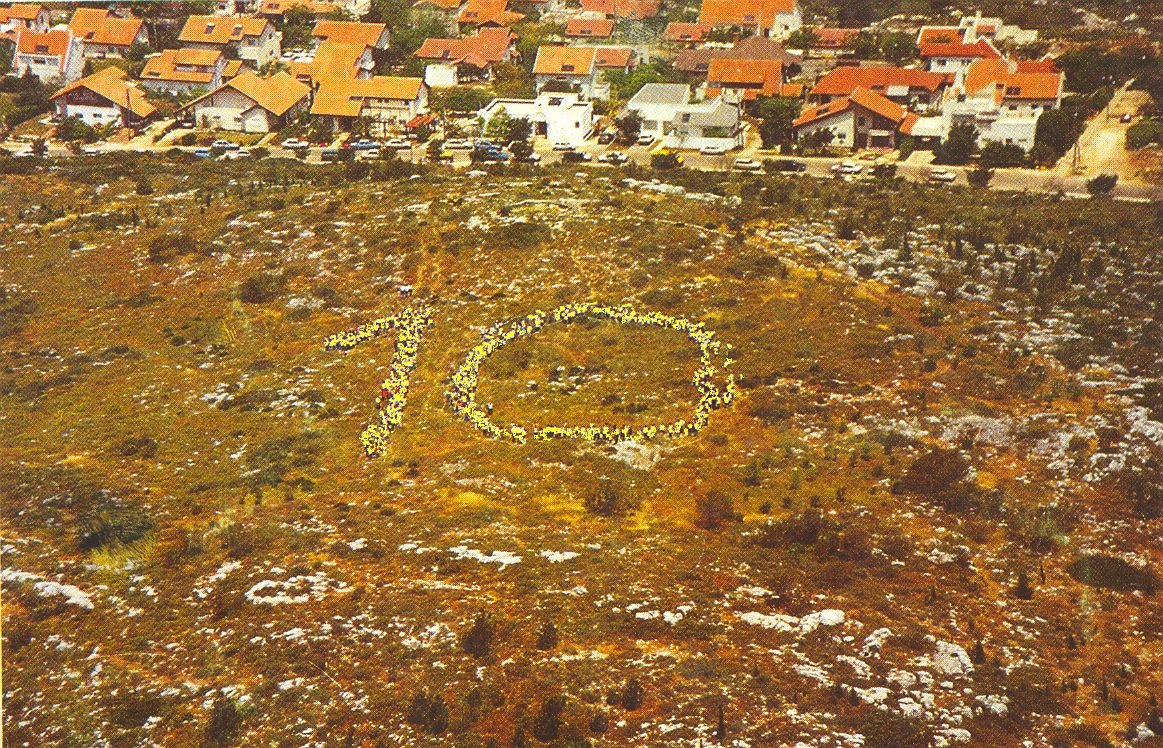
[562, 64, 574, 72]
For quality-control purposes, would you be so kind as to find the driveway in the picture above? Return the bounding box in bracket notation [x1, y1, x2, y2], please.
[1053, 85, 1154, 185]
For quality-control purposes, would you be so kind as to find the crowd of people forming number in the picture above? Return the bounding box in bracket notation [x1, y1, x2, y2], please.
[446, 302, 736, 446]
[324, 301, 736, 455]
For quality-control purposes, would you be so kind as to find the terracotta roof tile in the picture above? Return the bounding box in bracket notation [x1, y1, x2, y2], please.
[698, 0, 796, 28]
[532, 45, 596, 75]
[311, 19, 388, 47]
[67, 7, 144, 48]
[663, 21, 711, 41]
[565, 18, 614, 38]
[51, 65, 155, 118]
[810, 65, 952, 98]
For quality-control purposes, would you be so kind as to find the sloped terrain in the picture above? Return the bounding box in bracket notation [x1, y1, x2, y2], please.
[1, 155, 1162, 748]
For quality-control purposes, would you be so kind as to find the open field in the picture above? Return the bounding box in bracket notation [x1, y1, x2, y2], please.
[2, 155, 1162, 748]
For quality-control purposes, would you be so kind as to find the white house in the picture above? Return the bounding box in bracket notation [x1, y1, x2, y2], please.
[478, 92, 594, 146]
[532, 45, 599, 99]
[626, 83, 743, 150]
[792, 86, 918, 150]
[67, 8, 149, 59]
[0, 4, 50, 34]
[310, 76, 429, 135]
[10, 28, 83, 84]
[50, 65, 155, 128]
[177, 70, 310, 132]
[178, 15, 281, 68]
[698, 0, 801, 38]
[941, 58, 1064, 151]
[140, 48, 229, 95]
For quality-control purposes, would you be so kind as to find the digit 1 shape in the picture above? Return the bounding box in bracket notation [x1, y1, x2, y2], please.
[324, 304, 432, 457]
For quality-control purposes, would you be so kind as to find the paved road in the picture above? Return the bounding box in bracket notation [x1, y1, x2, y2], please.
[1053, 85, 1153, 185]
[5, 135, 1159, 203]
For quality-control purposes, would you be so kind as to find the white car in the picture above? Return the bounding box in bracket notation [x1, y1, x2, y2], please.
[929, 167, 957, 183]
[444, 138, 473, 150]
[636, 133, 655, 146]
[281, 138, 309, 149]
[700, 144, 728, 155]
[220, 148, 252, 160]
[383, 138, 408, 149]
[831, 160, 862, 174]
[360, 147, 382, 160]
[733, 158, 762, 171]
[211, 139, 240, 150]
[551, 141, 574, 151]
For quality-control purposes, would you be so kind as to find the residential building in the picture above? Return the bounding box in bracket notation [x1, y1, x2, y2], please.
[177, 70, 310, 132]
[918, 38, 1002, 78]
[311, 20, 390, 52]
[140, 48, 228, 95]
[533, 45, 599, 99]
[792, 86, 917, 149]
[259, 0, 370, 18]
[414, 27, 517, 87]
[10, 28, 83, 83]
[663, 22, 711, 45]
[941, 57, 1063, 151]
[310, 75, 428, 134]
[698, 0, 801, 38]
[705, 58, 791, 103]
[809, 28, 860, 53]
[458, 0, 523, 30]
[50, 65, 155, 128]
[291, 40, 375, 84]
[917, 12, 1037, 48]
[67, 7, 147, 59]
[626, 82, 743, 149]
[565, 18, 615, 40]
[478, 91, 593, 146]
[593, 46, 635, 74]
[0, 4, 50, 34]
[178, 15, 281, 68]
[674, 36, 800, 79]
[579, 0, 660, 19]
[808, 65, 952, 108]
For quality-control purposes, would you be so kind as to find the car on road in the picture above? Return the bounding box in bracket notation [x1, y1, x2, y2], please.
[928, 167, 956, 183]
[597, 130, 615, 145]
[831, 160, 862, 174]
[383, 138, 409, 149]
[733, 158, 762, 172]
[281, 138, 309, 149]
[473, 146, 509, 162]
[192, 147, 212, 159]
[636, 133, 655, 146]
[349, 138, 379, 150]
[511, 152, 541, 164]
[1120, 112, 1133, 123]
[561, 150, 593, 163]
[770, 159, 807, 172]
[359, 147, 381, 160]
[80, 146, 102, 156]
[220, 148, 252, 160]
[211, 139, 240, 150]
[551, 141, 575, 151]
[444, 138, 473, 150]
[598, 151, 629, 165]
[320, 148, 340, 161]
[699, 144, 729, 155]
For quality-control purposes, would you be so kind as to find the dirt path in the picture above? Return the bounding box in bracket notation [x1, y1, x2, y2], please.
[1053, 85, 1153, 184]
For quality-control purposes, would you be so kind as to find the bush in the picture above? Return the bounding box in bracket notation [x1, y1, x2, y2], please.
[406, 690, 449, 735]
[695, 490, 739, 530]
[532, 695, 566, 742]
[967, 166, 993, 188]
[1067, 555, 1158, 593]
[238, 272, 286, 303]
[1087, 174, 1118, 197]
[892, 448, 977, 512]
[620, 678, 644, 710]
[583, 480, 638, 516]
[979, 141, 1026, 168]
[77, 504, 154, 551]
[651, 152, 681, 170]
[147, 232, 197, 263]
[203, 698, 242, 748]
[461, 613, 495, 658]
[855, 708, 933, 748]
[1126, 119, 1163, 149]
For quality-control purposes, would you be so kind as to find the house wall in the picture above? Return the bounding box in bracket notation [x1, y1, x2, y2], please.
[796, 109, 855, 147]
[424, 62, 459, 88]
[240, 27, 281, 67]
[664, 125, 743, 150]
[627, 101, 683, 138]
[535, 71, 598, 99]
[13, 40, 83, 84]
[925, 56, 976, 76]
[189, 86, 258, 130]
[55, 100, 123, 127]
[479, 95, 593, 146]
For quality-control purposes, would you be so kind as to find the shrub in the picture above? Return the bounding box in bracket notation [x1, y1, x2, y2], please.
[583, 480, 638, 517]
[203, 698, 242, 748]
[238, 272, 286, 303]
[147, 232, 197, 263]
[461, 613, 495, 658]
[1126, 119, 1162, 149]
[77, 504, 153, 551]
[406, 690, 449, 735]
[695, 490, 739, 530]
[892, 448, 975, 512]
[532, 695, 566, 742]
[536, 620, 557, 650]
[651, 152, 681, 170]
[855, 708, 932, 748]
[967, 165, 994, 188]
[1086, 174, 1118, 197]
[1067, 555, 1158, 593]
[135, 177, 154, 195]
[620, 678, 644, 710]
[979, 141, 1026, 168]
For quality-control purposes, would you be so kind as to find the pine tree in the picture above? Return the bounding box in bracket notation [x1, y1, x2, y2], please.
[621, 678, 644, 711]
[716, 702, 726, 739]
[462, 613, 495, 659]
[971, 640, 985, 665]
[1014, 570, 1034, 600]
[536, 620, 557, 651]
[532, 695, 566, 742]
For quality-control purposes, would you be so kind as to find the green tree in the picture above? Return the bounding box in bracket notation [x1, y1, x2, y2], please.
[1033, 108, 1080, 163]
[978, 141, 1026, 168]
[1127, 119, 1163, 149]
[483, 107, 511, 139]
[967, 165, 993, 188]
[615, 110, 642, 143]
[933, 122, 977, 165]
[492, 61, 534, 98]
[786, 28, 818, 54]
[755, 95, 801, 149]
[1086, 173, 1117, 197]
[880, 32, 917, 64]
[280, 6, 314, 49]
[603, 60, 683, 101]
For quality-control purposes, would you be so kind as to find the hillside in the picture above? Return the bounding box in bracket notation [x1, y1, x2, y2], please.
[2, 155, 1162, 748]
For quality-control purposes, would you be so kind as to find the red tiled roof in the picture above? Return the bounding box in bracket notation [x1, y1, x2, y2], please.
[918, 38, 1000, 60]
[810, 65, 952, 98]
[916, 26, 963, 45]
[311, 19, 388, 47]
[68, 7, 144, 48]
[15, 27, 68, 57]
[532, 45, 596, 75]
[0, 3, 43, 23]
[663, 21, 711, 42]
[699, 0, 796, 27]
[579, 0, 659, 18]
[51, 65, 155, 118]
[458, 0, 523, 27]
[795, 86, 911, 129]
[566, 17, 615, 38]
[811, 27, 860, 48]
[964, 58, 1062, 102]
[706, 58, 782, 100]
[593, 46, 633, 68]
[414, 27, 515, 65]
[179, 14, 271, 44]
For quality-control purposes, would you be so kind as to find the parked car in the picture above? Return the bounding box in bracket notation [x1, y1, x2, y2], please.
[350, 138, 379, 150]
[192, 147, 212, 159]
[211, 139, 240, 150]
[383, 138, 409, 149]
[220, 148, 251, 160]
[597, 130, 615, 145]
[320, 148, 340, 161]
[444, 138, 472, 150]
[551, 141, 575, 151]
[511, 152, 542, 164]
[359, 147, 381, 160]
[598, 151, 628, 165]
[928, 167, 956, 183]
[636, 133, 655, 146]
[561, 150, 593, 163]
[831, 160, 862, 174]
[699, 144, 728, 155]
[281, 138, 308, 149]
[733, 158, 762, 172]
[473, 147, 509, 162]
[770, 159, 806, 172]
